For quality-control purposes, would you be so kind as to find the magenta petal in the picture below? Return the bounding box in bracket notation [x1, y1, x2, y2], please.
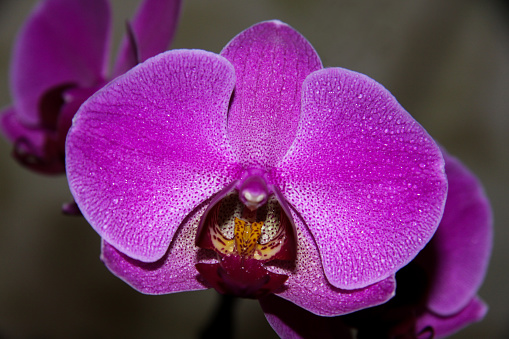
[221, 21, 322, 169]
[101, 204, 208, 294]
[113, 0, 182, 77]
[271, 210, 396, 316]
[417, 297, 488, 339]
[274, 68, 448, 289]
[11, 0, 111, 125]
[423, 150, 492, 315]
[66, 50, 240, 262]
[260, 294, 353, 339]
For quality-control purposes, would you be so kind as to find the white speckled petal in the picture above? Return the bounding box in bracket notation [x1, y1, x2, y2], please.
[221, 20, 322, 169]
[101, 202, 208, 294]
[273, 67, 448, 289]
[260, 294, 354, 339]
[66, 50, 240, 262]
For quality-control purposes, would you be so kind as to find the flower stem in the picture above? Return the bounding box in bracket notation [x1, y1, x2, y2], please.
[198, 294, 236, 339]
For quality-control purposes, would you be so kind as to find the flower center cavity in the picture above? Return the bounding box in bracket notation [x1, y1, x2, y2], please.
[195, 174, 296, 298]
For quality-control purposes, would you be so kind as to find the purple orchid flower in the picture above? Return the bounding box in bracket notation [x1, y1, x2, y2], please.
[0, 0, 182, 174]
[261, 150, 492, 338]
[411, 150, 491, 338]
[65, 20, 448, 319]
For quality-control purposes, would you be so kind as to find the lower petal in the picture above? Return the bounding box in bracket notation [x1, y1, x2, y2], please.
[260, 294, 353, 339]
[101, 202, 209, 294]
[271, 209, 396, 316]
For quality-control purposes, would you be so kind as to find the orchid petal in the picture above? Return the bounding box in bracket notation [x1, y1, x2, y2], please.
[260, 294, 353, 339]
[417, 297, 487, 339]
[1, 107, 45, 156]
[101, 203, 209, 294]
[421, 150, 492, 315]
[274, 67, 447, 289]
[11, 0, 111, 125]
[221, 20, 322, 169]
[66, 50, 240, 262]
[271, 209, 396, 316]
[113, 0, 183, 77]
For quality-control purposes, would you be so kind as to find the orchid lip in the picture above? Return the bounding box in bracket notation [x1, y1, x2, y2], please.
[195, 172, 296, 298]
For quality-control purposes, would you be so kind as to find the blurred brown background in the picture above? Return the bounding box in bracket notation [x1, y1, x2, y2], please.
[1, 0, 508, 338]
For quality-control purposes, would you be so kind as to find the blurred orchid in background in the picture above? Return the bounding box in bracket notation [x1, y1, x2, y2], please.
[0, 0, 181, 175]
[65, 20, 453, 330]
[392, 150, 491, 339]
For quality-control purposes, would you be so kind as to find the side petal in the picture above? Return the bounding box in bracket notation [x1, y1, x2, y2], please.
[270, 209, 396, 316]
[273, 68, 448, 289]
[416, 297, 488, 339]
[66, 50, 240, 262]
[422, 150, 492, 315]
[11, 0, 111, 125]
[101, 203, 209, 294]
[221, 20, 322, 169]
[260, 294, 354, 339]
[112, 0, 183, 77]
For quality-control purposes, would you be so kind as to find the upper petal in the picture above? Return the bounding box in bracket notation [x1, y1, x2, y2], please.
[11, 0, 111, 125]
[422, 150, 492, 315]
[112, 0, 183, 77]
[270, 208, 396, 316]
[66, 50, 240, 262]
[273, 67, 448, 289]
[221, 20, 322, 169]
